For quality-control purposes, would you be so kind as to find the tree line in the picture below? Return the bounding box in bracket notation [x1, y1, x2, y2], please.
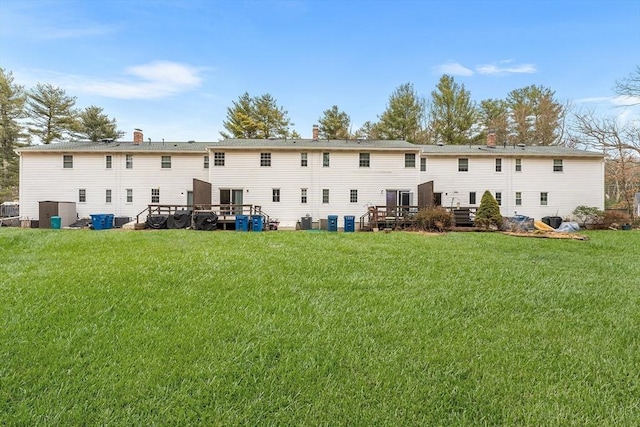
[221, 76, 569, 147]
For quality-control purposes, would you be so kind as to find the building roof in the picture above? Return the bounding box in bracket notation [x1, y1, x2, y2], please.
[16, 138, 604, 158]
[420, 144, 604, 158]
[16, 140, 212, 153]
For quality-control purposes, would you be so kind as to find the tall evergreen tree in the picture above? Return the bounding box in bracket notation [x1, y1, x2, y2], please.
[429, 75, 477, 145]
[0, 68, 27, 201]
[354, 121, 380, 140]
[76, 106, 124, 141]
[478, 99, 509, 145]
[377, 83, 426, 143]
[253, 94, 292, 139]
[318, 105, 350, 139]
[506, 85, 563, 146]
[27, 83, 78, 144]
[220, 92, 292, 139]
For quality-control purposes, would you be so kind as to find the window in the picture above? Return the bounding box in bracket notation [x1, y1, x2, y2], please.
[515, 192, 522, 206]
[495, 158, 502, 172]
[515, 158, 522, 172]
[323, 152, 330, 167]
[300, 152, 308, 167]
[105, 155, 112, 169]
[105, 189, 112, 203]
[350, 189, 358, 203]
[63, 155, 73, 169]
[272, 188, 280, 203]
[359, 153, 370, 168]
[126, 154, 133, 169]
[204, 155, 209, 169]
[469, 192, 476, 205]
[78, 188, 86, 203]
[420, 157, 426, 172]
[151, 188, 160, 203]
[126, 189, 133, 203]
[495, 192, 502, 206]
[458, 158, 469, 172]
[161, 155, 171, 169]
[260, 152, 271, 167]
[214, 152, 225, 166]
[322, 189, 329, 203]
[540, 192, 548, 206]
[405, 153, 416, 168]
[301, 188, 308, 204]
[553, 159, 563, 172]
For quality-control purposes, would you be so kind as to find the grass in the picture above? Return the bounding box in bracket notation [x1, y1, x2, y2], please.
[1, 228, 639, 426]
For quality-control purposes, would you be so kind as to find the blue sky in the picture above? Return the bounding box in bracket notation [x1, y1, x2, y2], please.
[1, 0, 638, 142]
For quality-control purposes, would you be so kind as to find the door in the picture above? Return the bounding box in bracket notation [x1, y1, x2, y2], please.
[232, 189, 243, 214]
[386, 190, 397, 217]
[220, 189, 243, 214]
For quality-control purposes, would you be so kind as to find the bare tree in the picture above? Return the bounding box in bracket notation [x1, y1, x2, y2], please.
[615, 65, 640, 104]
[571, 110, 640, 216]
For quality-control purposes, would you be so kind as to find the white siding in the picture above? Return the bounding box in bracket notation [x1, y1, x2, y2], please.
[209, 149, 420, 227]
[420, 155, 604, 219]
[19, 151, 209, 220]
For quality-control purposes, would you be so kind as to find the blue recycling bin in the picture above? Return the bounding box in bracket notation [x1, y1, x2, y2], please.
[51, 216, 61, 229]
[105, 214, 114, 229]
[90, 214, 107, 230]
[251, 215, 264, 232]
[235, 215, 249, 231]
[328, 215, 338, 232]
[344, 215, 355, 232]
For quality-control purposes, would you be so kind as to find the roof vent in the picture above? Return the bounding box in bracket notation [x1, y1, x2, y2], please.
[517, 143, 526, 148]
[437, 142, 444, 146]
[188, 140, 195, 143]
[100, 138, 114, 143]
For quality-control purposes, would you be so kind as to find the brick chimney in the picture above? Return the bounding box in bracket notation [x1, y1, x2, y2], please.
[486, 131, 496, 148]
[133, 129, 143, 145]
[312, 124, 319, 141]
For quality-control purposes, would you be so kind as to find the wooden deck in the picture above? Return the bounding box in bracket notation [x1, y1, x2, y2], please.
[136, 204, 276, 230]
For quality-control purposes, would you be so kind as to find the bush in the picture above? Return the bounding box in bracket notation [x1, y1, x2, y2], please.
[602, 210, 632, 229]
[475, 190, 503, 229]
[414, 207, 454, 231]
[572, 205, 604, 228]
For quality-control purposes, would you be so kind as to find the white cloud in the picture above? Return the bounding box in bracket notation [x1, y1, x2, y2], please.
[433, 62, 474, 76]
[476, 61, 537, 75]
[612, 95, 640, 106]
[79, 61, 204, 99]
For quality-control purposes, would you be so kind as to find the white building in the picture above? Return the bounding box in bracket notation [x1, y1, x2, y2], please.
[16, 129, 604, 228]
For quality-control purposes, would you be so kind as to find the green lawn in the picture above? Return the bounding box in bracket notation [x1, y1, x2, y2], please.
[1, 228, 639, 426]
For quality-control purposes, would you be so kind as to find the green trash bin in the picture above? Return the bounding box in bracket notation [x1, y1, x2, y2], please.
[51, 216, 61, 229]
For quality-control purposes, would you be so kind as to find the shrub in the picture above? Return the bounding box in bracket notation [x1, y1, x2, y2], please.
[475, 190, 503, 229]
[602, 210, 632, 229]
[572, 205, 604, 228]
[414, 206, 454, 231]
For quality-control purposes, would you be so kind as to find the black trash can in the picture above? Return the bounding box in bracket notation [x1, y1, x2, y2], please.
[548, 216, 562, 229]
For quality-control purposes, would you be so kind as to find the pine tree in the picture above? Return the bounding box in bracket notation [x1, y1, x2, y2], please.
[0, 68, 27, 201]
[429, 75, 477, 145]
[478, 99, 509, 145]
[377, 83, 426, 143]
[506, 85, 563, 146]
[318, 105, 350, 139]
[220, 92, 292, 139]
[27, 83, 78, 144]
[475, 190, 503, 229]
[76, 106, 124, 141]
